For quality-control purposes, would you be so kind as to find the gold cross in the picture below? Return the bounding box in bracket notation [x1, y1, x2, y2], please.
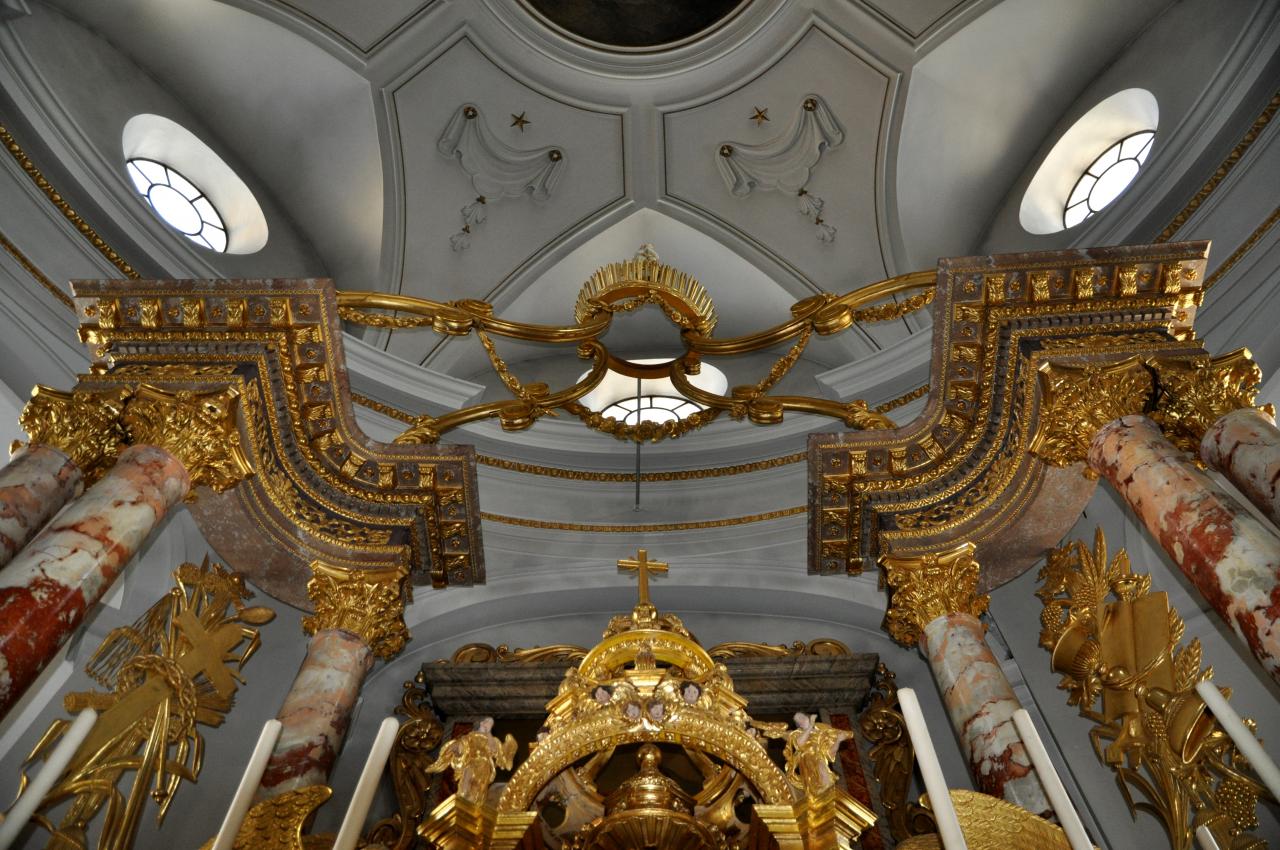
[618, 549, 668, 606]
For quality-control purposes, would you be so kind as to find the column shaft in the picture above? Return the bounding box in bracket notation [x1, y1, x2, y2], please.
[0, 444, 83, 568]
[0, 444, 189, 717]
[920, 613, 1049, 816]
[1089, 414, 1280, 683]
[1201, 407, 1280, 527]
[257, 628, 374, 798]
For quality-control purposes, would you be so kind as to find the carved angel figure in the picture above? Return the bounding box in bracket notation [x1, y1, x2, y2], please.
[784, 712, 853, 796]
[424, 717, 518, 803]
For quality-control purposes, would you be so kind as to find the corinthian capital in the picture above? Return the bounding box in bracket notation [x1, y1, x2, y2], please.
[1149, 349, 1273, 455]
[881, 542, 988, 647]
[302, 562, 410, 659]
[18, 385, 132, 483]
[1029, 357, 1154, 470]
[121, 384, 253, 492]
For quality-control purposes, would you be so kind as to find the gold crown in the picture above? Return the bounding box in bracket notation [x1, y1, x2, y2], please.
[574, 258, 717, 336]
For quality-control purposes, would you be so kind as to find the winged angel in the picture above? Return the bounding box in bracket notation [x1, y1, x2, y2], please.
[425, 717, 518, 804]
[14, 558, 274, 850]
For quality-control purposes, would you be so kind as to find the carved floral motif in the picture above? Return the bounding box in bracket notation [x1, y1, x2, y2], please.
[1149, 348, 1272, 456]
[302, 561, 410, 659]
[1028, 357, 1154, 469]
[880, 542, 989, 647]
[18, 384, 132, 483]
[121, 384, 254, 492]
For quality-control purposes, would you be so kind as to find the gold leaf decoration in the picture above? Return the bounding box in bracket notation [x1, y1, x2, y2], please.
[18, 384, 132, 483]
[1028, 357, 1154, 470]
[880, 542, 989, 647]
[303, 561, 410, 659]
[122, 384, 254, 492]
[1037, 528, 1269, 850]
[1149, 348, 1273, 456]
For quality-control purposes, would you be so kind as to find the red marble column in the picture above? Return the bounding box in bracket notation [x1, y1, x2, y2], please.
[0, 444, 189, 718]
[0, 444, 83, 568]
[1200, 407, 1280, 527]
[921, 613, 1050, 816]
[256, 628, 374, 798]
[1089, 414, 1280, 684]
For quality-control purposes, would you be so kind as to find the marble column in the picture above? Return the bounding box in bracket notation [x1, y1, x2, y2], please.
[882, 544, 1050, 817]
[0, 445, 189, 717]
[257, 562, 409, 799]
[257, 628, 373, 797]
[1089, 414, 1280, 684]
[1201, 407, 1280, 527]
[0, 444, 83, 567]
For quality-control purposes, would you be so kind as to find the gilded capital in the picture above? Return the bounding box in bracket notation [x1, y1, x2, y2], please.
[1149, 348, 1272, 456]
[1028, 357, 1154, 469]
[881, 542, 988, 647]
[121, 384, 254, 492]
[18, 385, 132, 483]
[302, 561, 410, 659]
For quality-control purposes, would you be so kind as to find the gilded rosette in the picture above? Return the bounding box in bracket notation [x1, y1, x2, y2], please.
[302, 561, 410, 659]
[880, 542, 989, 647]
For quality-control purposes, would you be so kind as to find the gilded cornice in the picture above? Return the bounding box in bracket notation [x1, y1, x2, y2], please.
[809, 242, 1211, 580]
[1148, 348, 1272, 456]
[302, 561, 410, 660]
[18, 384, 131, 483]
[1027, 357, 1155, 470]
[121, 384, 254, 493]
[880, 542, 988, 647]
[70, 279, 485, 598]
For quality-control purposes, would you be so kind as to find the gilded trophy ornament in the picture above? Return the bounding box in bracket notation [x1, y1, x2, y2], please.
[1037, 528, 1270, 849]
[20, 559, 274, 850]
[880, 542, 989, 647]
[302, 561, 411, 659]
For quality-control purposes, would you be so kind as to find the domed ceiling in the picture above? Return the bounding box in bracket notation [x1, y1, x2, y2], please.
[1, 0, 1274, 471]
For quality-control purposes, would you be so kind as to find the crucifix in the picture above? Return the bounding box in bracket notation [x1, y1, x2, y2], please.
[617, 549, 668, 606]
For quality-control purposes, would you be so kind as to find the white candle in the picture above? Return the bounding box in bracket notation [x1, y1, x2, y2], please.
[1195, 824, 1223, 850]
[211, 718, 283, 850]
[1195, 680, 1280, 801]
[0, 708, 97, 850]
[1011, 709, 1092, 850]
[332, 717, 400, 850]
[897, 688, 968, 850]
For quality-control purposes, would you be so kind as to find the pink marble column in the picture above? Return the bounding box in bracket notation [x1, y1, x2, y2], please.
[1090, 414, 1280, 684]
[0, 444, 189, 717]
[1201, 407, 1280, 527]
[256, 628, 374, 798]
[0, 444, 83, 568]
[921, 613, 1050, 816]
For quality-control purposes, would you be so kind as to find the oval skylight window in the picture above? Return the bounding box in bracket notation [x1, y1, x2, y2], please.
[1020, 89, 1158, 235]
[1062, 131, 1154, 229]
[122, 114, 268, 254]
[127, 158, 227, 252]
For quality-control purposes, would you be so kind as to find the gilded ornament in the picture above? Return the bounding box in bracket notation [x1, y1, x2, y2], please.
[198, 786, 333, 850]
[897, 790, 1093, 850]
[302, 561, 410, 659]
[780, 712, 854, 796]
[858, 664, 937, 841]
[880, 542, 989, 647]
[1037, 529, 1269, 850]
[424, 716, 518, 803]
[574, 254, 717, 335]
[365, 671, 446, 850]
[121, 383, 254, 492]
[1149, 348, 1272, 456]
[24, 559, 274, 850]
[18, 384, 132, 483]
[1028, 357, 1154, 469]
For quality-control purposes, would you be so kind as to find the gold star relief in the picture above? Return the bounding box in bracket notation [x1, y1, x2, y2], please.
[750, 106, 769, 126]
[511, 112, 531, 132]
